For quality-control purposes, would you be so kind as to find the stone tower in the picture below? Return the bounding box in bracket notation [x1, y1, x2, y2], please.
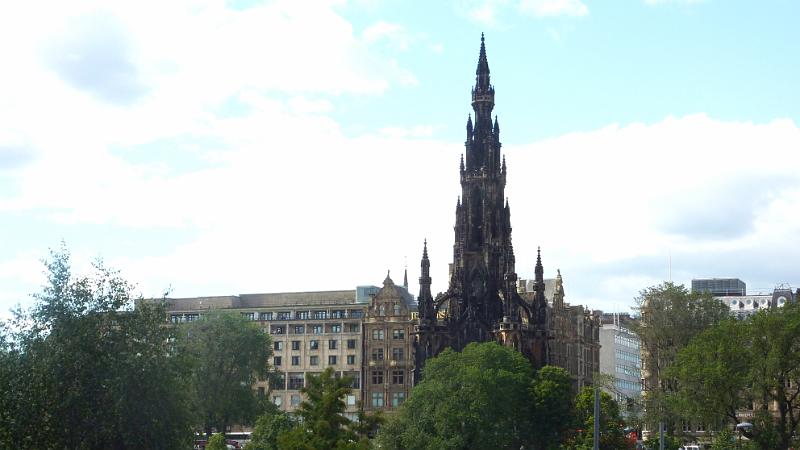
[415, 35, 548, 378]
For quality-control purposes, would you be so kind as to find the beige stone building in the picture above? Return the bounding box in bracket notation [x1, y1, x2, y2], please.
[362, 273, 417, 414]
[519, 270, 600, 390]
[164, 290, 369, 420]
[163, 278, 419, 419]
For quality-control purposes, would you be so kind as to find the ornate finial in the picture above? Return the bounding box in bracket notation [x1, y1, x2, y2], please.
[493, 115, 499, 132]
[423, 239, 428, 257]
[535, 247, 543, 281]
[476, 33, 490, 84]
[502, 155, 506, 172]
[557, 268, 562, 278]
[403, 261, 408, 289]
[505, 197, 509, 209]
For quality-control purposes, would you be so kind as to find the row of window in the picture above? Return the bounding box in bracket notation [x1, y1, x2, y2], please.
[373, 304, 404, 317]
[272, 371, 361, 391]
[681, 421, 707, 432]
[614, 378, 642, 393]
[268, 374, 405, 411]
[371, 391, 405, 408]
[615, 363, 640, 378]
[615, 349, 641, 367]
[274, 339, 358, 352]
[371, 347, 405, 361]
[371, 329, 405, 340]
[170, 313, 199, 323]
[371, 369, 406, 385]
[614, 333, 640, 350]
[269, 323, 359, 335]
[242, 310, 364, 321]
[275, 355, 357, 367]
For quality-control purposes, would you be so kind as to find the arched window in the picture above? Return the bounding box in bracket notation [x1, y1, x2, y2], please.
[393, 304, 401, 316]
[378, 305, 385, 316]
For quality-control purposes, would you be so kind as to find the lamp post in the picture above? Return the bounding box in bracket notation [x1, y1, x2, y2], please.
[735, 422, 753, 449]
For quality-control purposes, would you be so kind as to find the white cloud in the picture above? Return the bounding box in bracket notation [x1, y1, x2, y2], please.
[518, 0, 589, 17]
[362, 21, 412, 51]
[503, 114, 800, 310]
[459, 0, 510, 27]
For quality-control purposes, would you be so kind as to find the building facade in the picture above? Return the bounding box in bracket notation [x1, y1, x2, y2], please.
[519, 270, 601, 389]
[598, 315, 642, 407]
[415, 35, 549, 377]
[691, 278, 746, 296]
[362, 273, 417, 414]
[164, 290, 370, 420]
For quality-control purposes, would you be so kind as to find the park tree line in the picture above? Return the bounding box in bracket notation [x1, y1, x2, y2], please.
[0, 246, 637, 449]
[0, 246, 275, 449]
[634, 282, 800, 450]
[12, 247, 798, 449]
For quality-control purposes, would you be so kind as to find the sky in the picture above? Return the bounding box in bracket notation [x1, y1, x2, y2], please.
[1, 0, 799, 316]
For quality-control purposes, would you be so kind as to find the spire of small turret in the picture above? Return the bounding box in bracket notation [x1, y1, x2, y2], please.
[384, 269, 392, 286]
[502, 154, 507, 174]
[535, 247, 544, 283]
[467, 114, 473, 137]
[554, 268, 565, 309]
[418, 239, 434, 320]
[460, 154, 465, 173]
[403, 261, 408, 289]
[493, 115, 499, 133]
[476, 32, 490, 91]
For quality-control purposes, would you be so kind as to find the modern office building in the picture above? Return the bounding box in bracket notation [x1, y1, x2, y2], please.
[691, 278, 746, 296]
[598, 315, 642, 409]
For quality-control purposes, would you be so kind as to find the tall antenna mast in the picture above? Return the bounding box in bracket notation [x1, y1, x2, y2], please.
[668, 250, 672, 283]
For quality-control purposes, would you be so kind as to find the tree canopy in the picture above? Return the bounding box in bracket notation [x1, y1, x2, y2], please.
[564, 387, 631, 450]
[669, 302, 800, 450]
[176, 310, 272, 437]
[0, 245, 195, 449]
[276, 367, 375, 450]
[530, 365, 576, 449]
[377, 342, 536, 450]
[633, 282, 730, 429]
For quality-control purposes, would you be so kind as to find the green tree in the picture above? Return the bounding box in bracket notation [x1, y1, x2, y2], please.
[710, 427, 736, 450]
[247, 402, 295, 450]
[177, 311, 272, 437]
[206, 432, 228, 450]
[634, 282, 730, 431]
[530, 365, 575, 449]
[0, 245, 195, 449]
[376, 342, 535, 450]
[277, 367, 374, 450]
[748, 302, 800, 450]
[564, 387, 631, 450]
[668, 318, 751, 429]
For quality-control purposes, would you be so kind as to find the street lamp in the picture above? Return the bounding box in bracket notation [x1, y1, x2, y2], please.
[735, 422, 752, 448]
